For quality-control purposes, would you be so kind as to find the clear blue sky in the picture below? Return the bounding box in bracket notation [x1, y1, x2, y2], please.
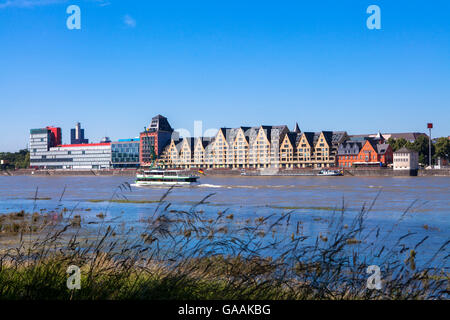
[0, 0, 449, 151]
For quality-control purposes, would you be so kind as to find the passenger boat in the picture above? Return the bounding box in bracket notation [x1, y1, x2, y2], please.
[317, 169, 343, 176]
[135, 169, 200, 186]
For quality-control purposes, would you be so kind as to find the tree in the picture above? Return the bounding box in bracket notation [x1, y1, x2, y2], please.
[387, 137, 407, 152]
[409, 135, 434, 166]
[387, 136, 435, 166]
[0, 149, 30, 170]
[434, 137, 450, 161]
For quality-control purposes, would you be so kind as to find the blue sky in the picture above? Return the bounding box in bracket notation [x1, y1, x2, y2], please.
[0, 0, 449, 151]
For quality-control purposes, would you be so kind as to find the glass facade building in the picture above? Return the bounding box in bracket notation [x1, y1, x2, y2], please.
[111, 139, 140, 168]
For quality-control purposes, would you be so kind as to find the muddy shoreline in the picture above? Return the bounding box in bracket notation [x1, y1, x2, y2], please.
[2, 168, 450, 177]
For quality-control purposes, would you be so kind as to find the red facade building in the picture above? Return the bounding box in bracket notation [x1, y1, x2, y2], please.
[139, 115, 174, 167]
[338, 133, 393, 168]
[46, 126, 62, 147]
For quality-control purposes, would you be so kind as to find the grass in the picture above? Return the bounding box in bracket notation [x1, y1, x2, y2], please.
[268, 205, 345, 211]
[88, 199, 160, 204]
[0, 186, 448, 300]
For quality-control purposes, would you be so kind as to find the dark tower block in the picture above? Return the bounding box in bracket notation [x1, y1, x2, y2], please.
[140, 115, 174, 166]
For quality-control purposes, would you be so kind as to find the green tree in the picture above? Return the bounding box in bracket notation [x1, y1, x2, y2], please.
[434, 137, 450, 161]
[409, 135, 434, 166]
[387, 137, 407, 152]
[0, 149, 30, 169]
[387, 136, 435, 166]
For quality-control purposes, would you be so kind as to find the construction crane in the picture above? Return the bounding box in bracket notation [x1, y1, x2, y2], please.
[148, 146, 157, 169]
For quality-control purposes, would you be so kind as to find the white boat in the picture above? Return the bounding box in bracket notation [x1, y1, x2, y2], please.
[135, 169, 200, 186]
[317, 169, 343, 176]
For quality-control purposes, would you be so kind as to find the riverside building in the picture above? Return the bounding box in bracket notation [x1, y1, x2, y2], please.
[29, 127, 112, 169]
[111, 138, 140, 168]
[139, 115, 174, 167]
[393, 147, 419, 171]
[159, 123, 348, 169]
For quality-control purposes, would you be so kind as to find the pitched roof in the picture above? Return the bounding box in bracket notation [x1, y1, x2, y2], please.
[284, 132, 298, 147]
[376, 143, 390, 155]
[183, 137, 196, 151]
[300, 132, 315, 147]
[196, 137, 213, 149]
[337, 141, 363, 155]
[374, 131, 385, 141]
[349, 132, 427, 142]
[331, 131, 348, 145]
[149, 114, 173, 132]
[395, 147, 417, 153]
[175, 140, 184, 153]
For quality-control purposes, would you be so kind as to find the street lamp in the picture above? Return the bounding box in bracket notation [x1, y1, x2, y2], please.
[427, 123, 433, 168]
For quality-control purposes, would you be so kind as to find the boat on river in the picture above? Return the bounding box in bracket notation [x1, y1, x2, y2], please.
[317, 169, 343, 176]
[135, 169, 200, 186]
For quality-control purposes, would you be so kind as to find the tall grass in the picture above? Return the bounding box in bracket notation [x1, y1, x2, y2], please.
[0, 185, 448, 300]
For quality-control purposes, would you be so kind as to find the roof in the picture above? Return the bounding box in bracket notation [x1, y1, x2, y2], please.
[284, 132, 299, 147]
[183, 137, 196, 151]
[300, 132, 315, 147]
[331, 131, 347, 145]
[395, 147, 417, 154]
[195, 137, 213, 149]
[117, 138, 140, 142]
[376, 143, 390, 155]
[349, 132, 427, 142]
[148, 114, 173, 132]
[30, 128, 48, 134]
[337, 141, 363, 155]
[374, 131, 385, 141]
[58, 143, 111, 148]
[175, 140, 184, 153]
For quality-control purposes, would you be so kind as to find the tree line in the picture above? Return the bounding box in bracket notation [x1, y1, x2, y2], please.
[0, 149, 30, 170]
[387, 136, 450, 166]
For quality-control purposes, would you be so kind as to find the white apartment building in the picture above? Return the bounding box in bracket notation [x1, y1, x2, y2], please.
[393, 147, 419, 170]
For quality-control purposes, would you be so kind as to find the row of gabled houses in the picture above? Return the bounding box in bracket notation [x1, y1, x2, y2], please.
[140, 115, 429, 170]
[158, 123, 350, 169]
[28, 114, 427, 170]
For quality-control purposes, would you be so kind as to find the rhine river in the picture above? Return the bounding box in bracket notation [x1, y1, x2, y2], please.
[0, 175, 449, 269]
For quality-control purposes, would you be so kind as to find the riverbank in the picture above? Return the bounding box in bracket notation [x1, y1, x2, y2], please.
[3, 167, 450, 177]
[1, 204, 448, 300]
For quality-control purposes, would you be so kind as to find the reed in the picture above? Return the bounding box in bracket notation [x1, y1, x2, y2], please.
[0, 186, 448, 300]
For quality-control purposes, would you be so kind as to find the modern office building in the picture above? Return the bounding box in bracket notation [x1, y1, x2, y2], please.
[139, 115, 174, 166]
[111, 138, 140, 168]
[70, 122, 89, 145]
[29, 126, 111, 169]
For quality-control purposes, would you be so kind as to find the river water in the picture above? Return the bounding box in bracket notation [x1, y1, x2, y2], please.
[0, 175, 449, 269]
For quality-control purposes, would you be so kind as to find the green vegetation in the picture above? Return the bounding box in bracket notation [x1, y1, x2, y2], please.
[0, 188, 448, 300]
[0, 149, 30, 169]
[387, 136, 440, 165]
[268, 205, 345, 211]
[387, 135, 450, 166]
[434, 137, 450, 162]
[88, 199, 160, 204]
